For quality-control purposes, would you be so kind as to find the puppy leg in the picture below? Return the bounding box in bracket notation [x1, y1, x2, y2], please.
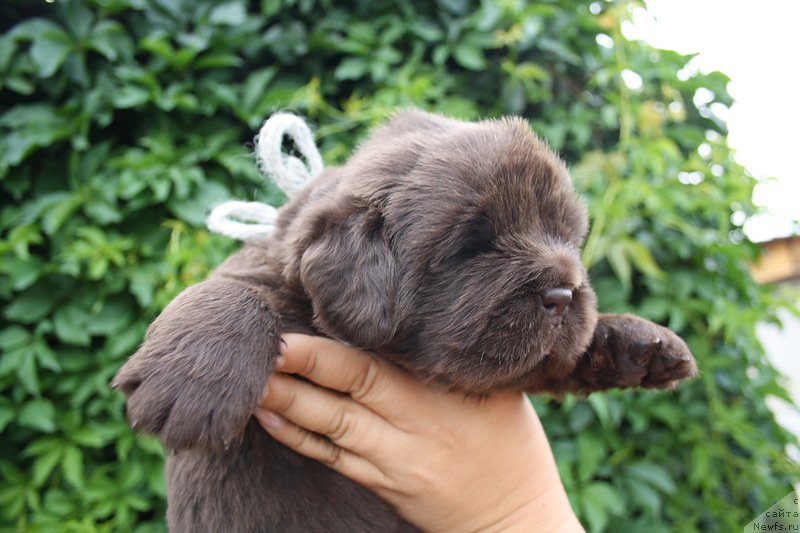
[112, 278, 280, 451]
[545, 313, 697, 395]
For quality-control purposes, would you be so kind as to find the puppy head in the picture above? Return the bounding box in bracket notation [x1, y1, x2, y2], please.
[289, 110, 598, 392]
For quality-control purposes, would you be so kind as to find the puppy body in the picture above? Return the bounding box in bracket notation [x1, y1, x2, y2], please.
[114, 111, 696, 532]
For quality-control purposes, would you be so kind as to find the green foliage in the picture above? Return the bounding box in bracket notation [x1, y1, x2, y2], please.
[0, 0, 796, 531]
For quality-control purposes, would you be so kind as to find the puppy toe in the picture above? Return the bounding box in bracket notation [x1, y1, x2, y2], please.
[126, 373, 177, 435]
[641, 338, 698, 388]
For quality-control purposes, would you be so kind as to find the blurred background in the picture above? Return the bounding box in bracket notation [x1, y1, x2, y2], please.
[0, 1, 797, 532]
[633, 0, 800, 477]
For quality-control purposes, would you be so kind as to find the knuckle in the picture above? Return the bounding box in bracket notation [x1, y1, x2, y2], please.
[275, 384, 298, 412]
[349, 359, 381, 401]
[370, 465, 396, 493]
[324, 444, 345, 469]
[293, 427, 314, 450]
[403, 463, 439, 496]
[300, 349, 319, 377]
[290, 425, 345, 472]
[328, 409, 355, 443]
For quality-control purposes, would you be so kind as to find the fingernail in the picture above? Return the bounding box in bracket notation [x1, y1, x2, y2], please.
[275, 355, 286, 369]
[256, 408, 284, 430]
[279, 336, 288, 348]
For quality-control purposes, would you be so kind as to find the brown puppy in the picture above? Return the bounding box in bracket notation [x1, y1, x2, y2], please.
[113, 110, 697, 532]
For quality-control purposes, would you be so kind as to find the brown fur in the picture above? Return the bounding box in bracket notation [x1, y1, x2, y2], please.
[113, 110, 697, 532]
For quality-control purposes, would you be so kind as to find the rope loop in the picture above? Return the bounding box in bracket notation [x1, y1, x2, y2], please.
[206, 113, 323, 240]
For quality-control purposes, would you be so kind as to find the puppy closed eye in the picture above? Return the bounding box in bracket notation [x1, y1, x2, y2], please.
[450, 214, 495, 262]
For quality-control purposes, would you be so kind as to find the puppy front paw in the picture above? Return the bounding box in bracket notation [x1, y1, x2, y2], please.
[111, 279, 281, 450]
[627, 335, 697, 389]
[576, 313, 698, 392]
[113, 342, 271, 450]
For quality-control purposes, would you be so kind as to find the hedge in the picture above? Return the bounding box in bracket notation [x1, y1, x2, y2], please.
[0, 0, 797, 531]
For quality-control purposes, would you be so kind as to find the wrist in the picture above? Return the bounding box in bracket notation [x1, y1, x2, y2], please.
[426, 476, 582, 533]
[479, 483, 583, 533]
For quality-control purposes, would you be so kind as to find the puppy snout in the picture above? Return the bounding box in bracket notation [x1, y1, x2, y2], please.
[542, 287, 573, 316]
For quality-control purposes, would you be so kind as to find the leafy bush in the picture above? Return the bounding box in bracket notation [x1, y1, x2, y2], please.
[1, 0, 796, 531]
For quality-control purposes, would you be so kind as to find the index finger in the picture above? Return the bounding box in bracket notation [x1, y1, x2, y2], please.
[278, 334, 420, 414]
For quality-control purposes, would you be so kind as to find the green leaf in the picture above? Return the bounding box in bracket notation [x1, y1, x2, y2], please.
[53, 304, 92, 347]
[587, 394, 612, 430]
[623, 240, 665, 279]
[84, 199, 122, 224]
[32, 447, 62, 486]
[18, 349, 40, 395]
[18, 398, 56, 433]
[63, 0, 94, 38]
[2, 104, 70, 165]
[87, 20, 127, 61]
[105, 324, 146, 358]
[167, 179, 230, 226]
[136, 435, 165, 456]
[113, 85, 150, 109]
[42, 192, 84, 235]
[240, 67, 276, 113]
[41, 489, 76, 517]
[4, 284, 57, 323]
[432, 44, 449, 65]
[30, 34, 73, 78]
[8, 18, 64, 41]
[34, 340, 61, 372]
[625, 478, 662, 515]
[3, 76, 35, 96]
[62, 446, 84, 487]
[335, 58, 368, 81]
[576, 432, 606, 481]
[410, 20, 444, 42]
[86, 297, 134, 336]
[581, 482, 625, 532]
[129, 270, 156, 308]
[453, 44, 487, 70]
[607, 241, 632, 290]
[1, 256, 47, 291]
[567, 402, 594, 431]
[0, 402, 14, 433]
[0, 325, 30, 350]
[70, 426, 112, 448]
[625, 462, 676, 494]
[209, 2, 247, 25]
[689, 444, 711, 486]
[538, 37, 581, 65]
[0, 346, 25, 378]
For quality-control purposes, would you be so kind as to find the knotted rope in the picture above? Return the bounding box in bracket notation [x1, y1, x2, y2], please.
[206, 113, 323, 240]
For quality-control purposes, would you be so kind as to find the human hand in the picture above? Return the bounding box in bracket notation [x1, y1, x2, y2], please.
[255, 334, 584, 533]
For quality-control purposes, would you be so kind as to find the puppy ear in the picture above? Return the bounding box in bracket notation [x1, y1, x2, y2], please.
[299, 205, 399, 348]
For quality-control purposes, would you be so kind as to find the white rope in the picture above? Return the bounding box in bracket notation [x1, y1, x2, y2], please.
[255, 112, 324, 197]
[206, 113, 323, 240]
[206, 201, 280, 241]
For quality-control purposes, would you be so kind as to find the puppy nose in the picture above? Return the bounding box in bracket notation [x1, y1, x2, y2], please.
[542, 288, 573, 316]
